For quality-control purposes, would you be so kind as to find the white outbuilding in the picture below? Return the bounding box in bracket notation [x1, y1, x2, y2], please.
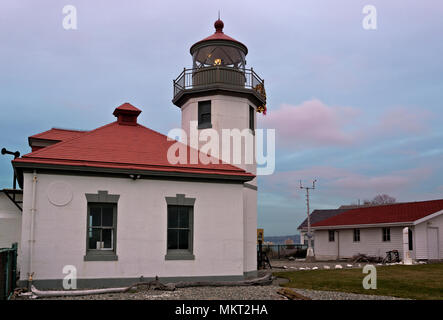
[312, 200, 443, 261]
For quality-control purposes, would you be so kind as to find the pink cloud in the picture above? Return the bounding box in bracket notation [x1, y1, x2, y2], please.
[260, 100, 431, 150]
[260, 99, 359, 148]
[373, 107, 429, 136]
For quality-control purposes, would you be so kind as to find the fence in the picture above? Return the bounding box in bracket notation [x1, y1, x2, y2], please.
[259, 244, 308, 260]
[173, 67, 266, 101]
[0, 243, 18, 300]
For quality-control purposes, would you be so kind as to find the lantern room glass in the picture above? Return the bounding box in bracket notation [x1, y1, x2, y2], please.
[192, 44, 246, 69]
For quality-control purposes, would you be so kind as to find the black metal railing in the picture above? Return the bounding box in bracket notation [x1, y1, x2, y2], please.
[258, 244, 308, 260]
[173, 67, 265, 101]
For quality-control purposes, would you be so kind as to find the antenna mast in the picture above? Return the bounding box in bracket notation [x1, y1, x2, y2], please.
[300, 179, 317, 262]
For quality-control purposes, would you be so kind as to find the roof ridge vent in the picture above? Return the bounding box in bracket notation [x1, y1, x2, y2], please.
[113, 103, 142, 125]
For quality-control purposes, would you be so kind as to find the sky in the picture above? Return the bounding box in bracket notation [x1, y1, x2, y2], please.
[1, 0, 442, 236]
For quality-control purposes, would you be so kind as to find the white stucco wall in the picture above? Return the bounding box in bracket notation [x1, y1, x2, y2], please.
[181, 93, 259, 274]
[0, 192, 22, 249]
[314, 227, 410, 261]
[243, 186, 257, 274]
[181, 94, 257, 176]
[19, 172, 246, 283]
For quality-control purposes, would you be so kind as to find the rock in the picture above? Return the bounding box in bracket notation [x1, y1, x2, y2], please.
[335, 265, 343, 269]
[323, 266, 330, 270]
[312, 267, 318, 270]
[288, 256, 295, 261]
[346, 264, 353, 268]
[299, 267, 305, 270]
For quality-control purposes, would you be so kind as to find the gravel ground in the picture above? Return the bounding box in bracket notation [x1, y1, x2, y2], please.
[32, 284, 407, 300]
[16, 261, 417, 300]
[23, 275, 407, 300]
[36, 285, 286, 300]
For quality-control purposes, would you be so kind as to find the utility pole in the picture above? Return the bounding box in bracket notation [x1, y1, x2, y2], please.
[300, 179, 317, 262]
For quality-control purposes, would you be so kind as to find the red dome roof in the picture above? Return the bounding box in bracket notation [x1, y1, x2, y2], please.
[190, 19, 247, 55]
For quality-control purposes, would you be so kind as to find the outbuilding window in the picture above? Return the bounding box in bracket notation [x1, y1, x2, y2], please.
[198, 100, 212, 129]
[353, 229, 360, 242]
[328, 230, 335, 242]
[165, 194, 196, 260]
[382, 227, 391, 242]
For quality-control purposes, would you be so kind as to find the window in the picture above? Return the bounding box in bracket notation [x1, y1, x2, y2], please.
[249, 105, 255, 132]
[328, 230, 335, 242]
[353, 229, 360, 242]
[382, 227, 391, 242]
[198, 100, 211, 129]
[165, 194, 195, 260]
[408, 228, 413, 251]
[84, 191, 119, 261]
[167, 206, 191, 249]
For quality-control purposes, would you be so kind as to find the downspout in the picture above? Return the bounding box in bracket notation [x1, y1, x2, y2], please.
[28, 170, 37, 289]
[337, 230, 340, 260]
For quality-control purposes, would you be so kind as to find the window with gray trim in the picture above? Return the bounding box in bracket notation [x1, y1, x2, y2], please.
[84, 191, 119, 261]
[168, 206, 192, 250]
[198, 100, 211, 129]
[88, 204, 116, 251]
[165, 194, 195, 260]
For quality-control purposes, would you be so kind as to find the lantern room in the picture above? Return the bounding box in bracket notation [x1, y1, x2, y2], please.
[190, 19, 247, 69]
[172, 19, 266, 112]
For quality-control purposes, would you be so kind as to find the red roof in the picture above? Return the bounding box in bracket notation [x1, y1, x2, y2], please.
[14, 103, 254, 180]
[312, 199, 443, 227]
[191, 19, 247, 53]
[29, 128, 88, 142]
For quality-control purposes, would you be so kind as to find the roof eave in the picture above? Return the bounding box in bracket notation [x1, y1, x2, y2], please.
[312, 221, 415, 230]
[12, 160, 254, 185]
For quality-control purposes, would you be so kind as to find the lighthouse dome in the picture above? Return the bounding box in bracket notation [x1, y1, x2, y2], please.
[190, 19, 247, 69]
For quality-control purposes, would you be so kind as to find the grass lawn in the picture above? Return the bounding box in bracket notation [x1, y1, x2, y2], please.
[273, 263, 443, 300]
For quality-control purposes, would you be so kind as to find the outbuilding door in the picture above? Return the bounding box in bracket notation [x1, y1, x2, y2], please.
[427, 228, 439, 260]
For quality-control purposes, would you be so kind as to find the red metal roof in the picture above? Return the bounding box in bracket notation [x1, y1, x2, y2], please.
[29, 128, 88, 142]
[312, 199, 443, 227]
[15, 103, 254, 179]
[191, 19, 247, 52]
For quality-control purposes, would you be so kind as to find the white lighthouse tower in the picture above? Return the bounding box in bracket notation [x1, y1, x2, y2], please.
[172, 18, 266, 275]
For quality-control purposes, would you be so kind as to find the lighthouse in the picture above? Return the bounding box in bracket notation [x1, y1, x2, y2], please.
[172, 19, 266, 275]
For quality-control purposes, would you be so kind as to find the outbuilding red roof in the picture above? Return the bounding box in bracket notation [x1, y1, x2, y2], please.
[312, 199, 443, 227]
[14, 103, 254, 180]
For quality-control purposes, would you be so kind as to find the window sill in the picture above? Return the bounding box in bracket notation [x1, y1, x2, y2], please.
[165, 251, 195, 260]
[84, 252, 118, 261]
[197, 123, 212, 129]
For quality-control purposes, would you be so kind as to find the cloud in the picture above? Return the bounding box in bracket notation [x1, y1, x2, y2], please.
[371, 106, 430, 137]
[261, 165, 434, 201]
[260, 99, 359, 148]
[260, 100, 432, 151]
